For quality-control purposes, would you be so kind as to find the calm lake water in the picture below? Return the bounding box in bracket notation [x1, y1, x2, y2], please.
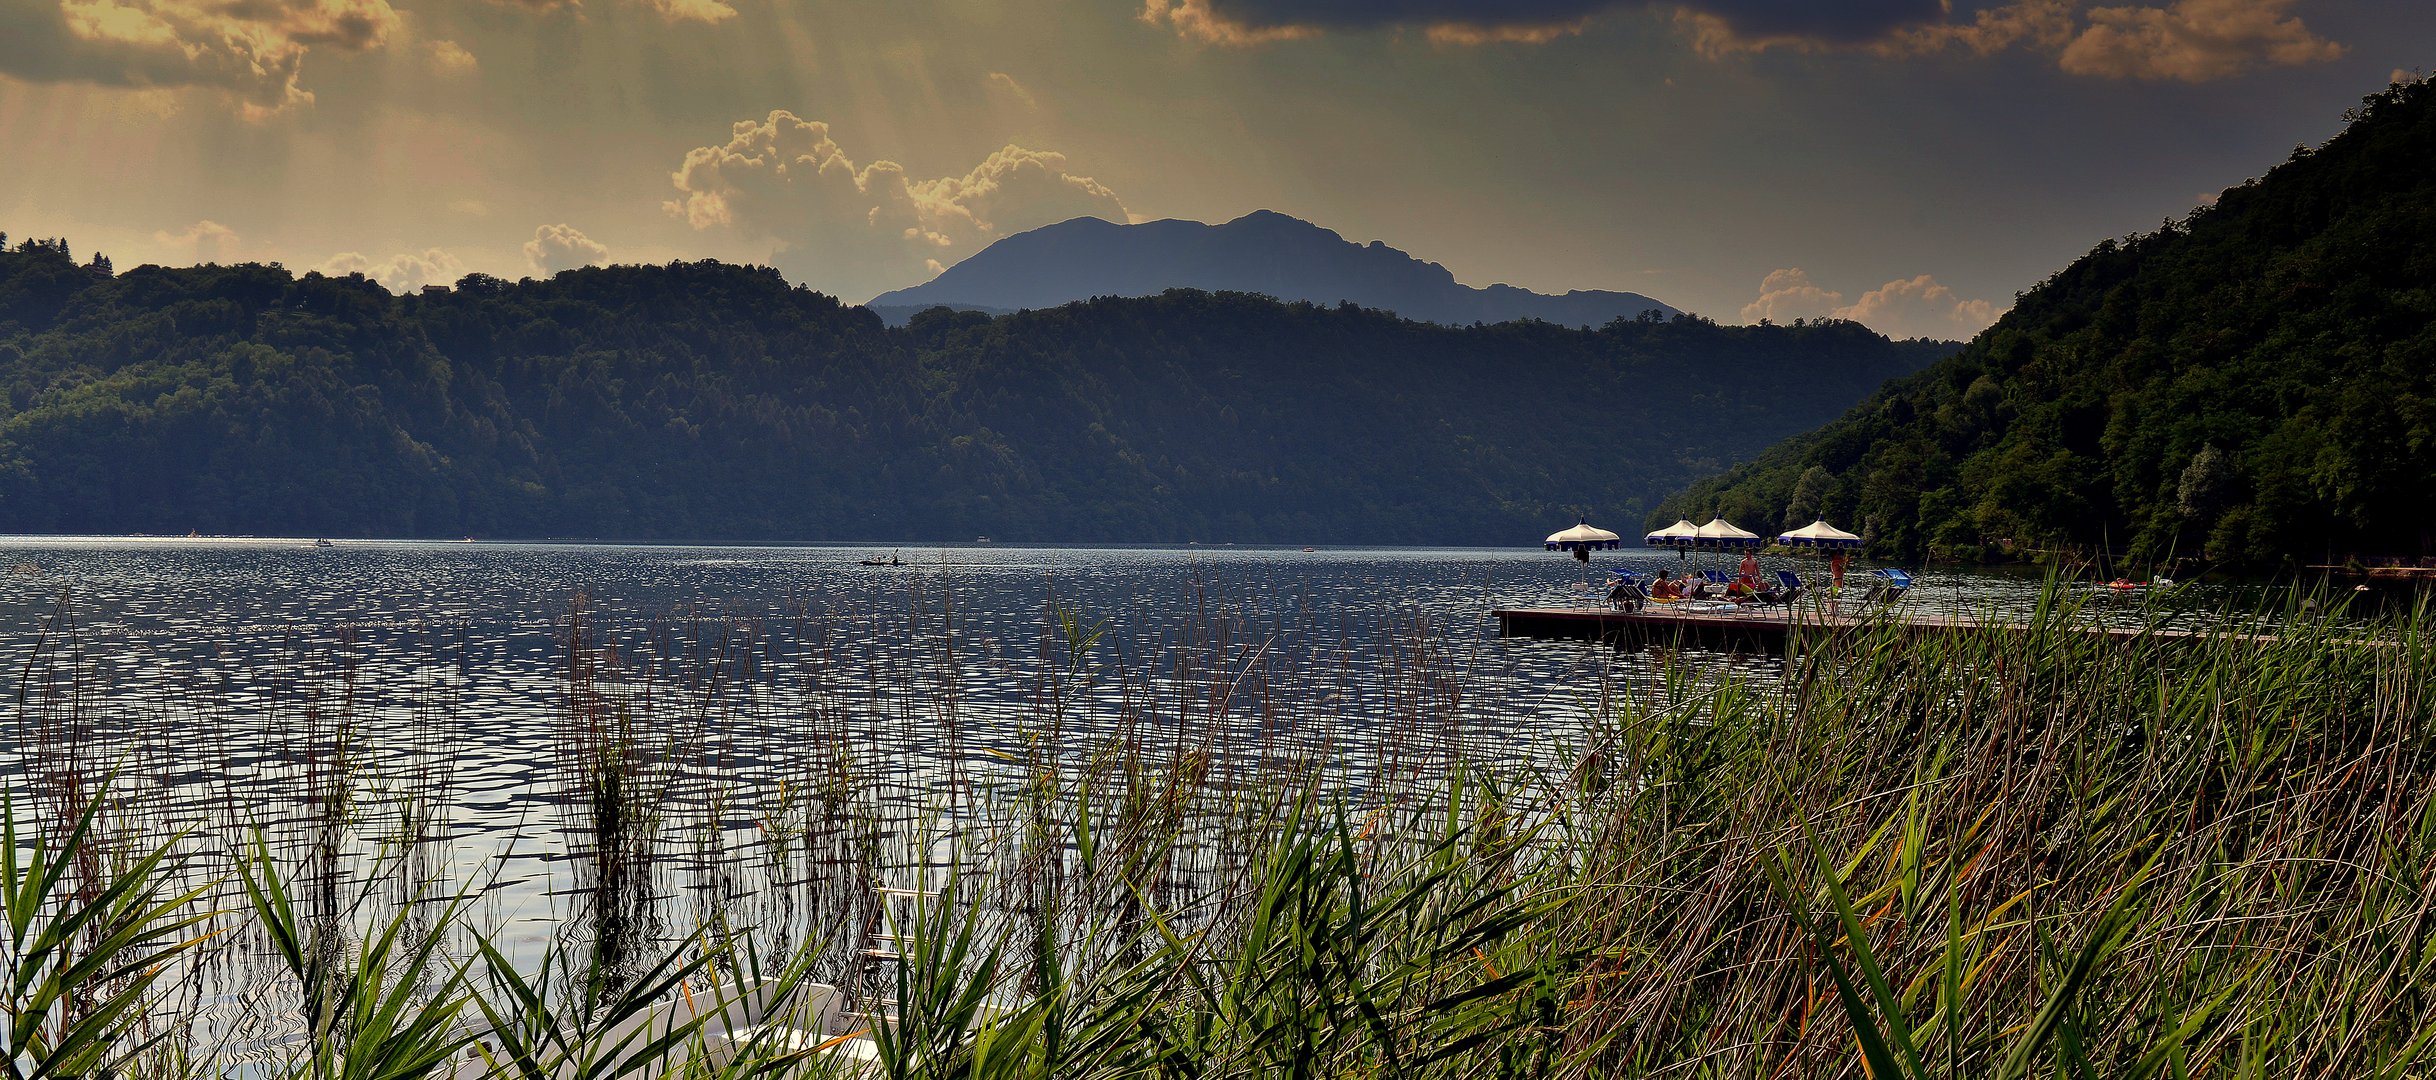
[0, 537, 2237, 1048]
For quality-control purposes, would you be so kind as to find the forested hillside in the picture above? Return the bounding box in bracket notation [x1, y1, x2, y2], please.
[0, 240, 1945, 543]
[1657, 77, 2436, 567]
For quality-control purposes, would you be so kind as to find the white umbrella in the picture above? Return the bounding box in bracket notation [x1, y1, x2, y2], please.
[1776, 519, 1863, 548]
[1545, 521, 1623, 551]
[1644, 519, 1701, 548]
[1694, 518, 1763, 548]
[1546, 521, 1623, 590]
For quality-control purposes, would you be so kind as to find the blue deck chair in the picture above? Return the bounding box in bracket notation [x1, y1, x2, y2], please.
[1867, 567, 1913, 602]
[1605, 575, 1649, 611]
[1749, 568, 1804, 606]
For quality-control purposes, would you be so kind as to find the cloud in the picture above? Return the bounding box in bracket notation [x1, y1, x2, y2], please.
[666, 110, 1129, 297]
[1835, 274, 1996, 340]
[637, 0, 735, 23]
[1132, 0, 2344, 82]
[469, 0, 730, 19]
[1679, 0, 2038, 56]
[1136, 0, 1317, 44]
[2056, 0, 2342, 81]
[0, 0, 403, 115]
[1140, 0, 1944, 48]
[425, 38, 476, 73]
[1691, 0, 2338, 82]
[1742, 268, 1998, 340]
[523, 223, 609, 275]
[987, 71, 1038, 109]
[154, 220, 241, 263]
[1425, 18, 1590, 44]
[1738, 267, 1843, 323]
[317, 248, 463, 292]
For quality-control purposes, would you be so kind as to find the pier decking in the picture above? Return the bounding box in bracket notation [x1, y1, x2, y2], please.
[1490, 603, 2182, 650]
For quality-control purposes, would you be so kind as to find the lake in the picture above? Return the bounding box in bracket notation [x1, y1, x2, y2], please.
[0, 536, 2235, 1049]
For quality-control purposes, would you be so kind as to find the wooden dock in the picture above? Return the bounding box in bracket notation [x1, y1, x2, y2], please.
[1489, 603, 2186, 651]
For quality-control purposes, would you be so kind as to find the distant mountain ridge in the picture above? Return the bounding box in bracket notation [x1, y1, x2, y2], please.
[867, 211, 1678, 328]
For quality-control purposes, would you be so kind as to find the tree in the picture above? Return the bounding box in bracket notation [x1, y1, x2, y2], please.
[2174, 444, 2234, 523]
[1785, 465, 1832, 530]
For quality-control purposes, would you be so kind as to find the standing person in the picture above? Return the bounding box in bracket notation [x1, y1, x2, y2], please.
[1830, 550, 1849, 590]
[1739, 549, 1760, 584]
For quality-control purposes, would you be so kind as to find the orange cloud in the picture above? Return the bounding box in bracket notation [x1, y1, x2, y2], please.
[1870, 0, 2077, 57]
[1425, 19, 1590, 45]
[2057, 0, 2341, 81]
[1137, 0, 1317, 45]
[5, 0, 401, 114]
[1685, 0, 2340, 82]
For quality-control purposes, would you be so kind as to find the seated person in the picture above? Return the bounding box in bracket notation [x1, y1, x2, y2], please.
[1648, 571, 1680, 599]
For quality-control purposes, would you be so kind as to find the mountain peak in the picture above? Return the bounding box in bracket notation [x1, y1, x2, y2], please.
[866, 211, 1676, 328]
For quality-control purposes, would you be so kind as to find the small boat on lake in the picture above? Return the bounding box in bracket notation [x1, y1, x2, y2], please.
[858, 551, 904, 567]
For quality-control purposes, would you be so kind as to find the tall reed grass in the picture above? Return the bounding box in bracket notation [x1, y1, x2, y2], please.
[8, 580, 2434, 1077]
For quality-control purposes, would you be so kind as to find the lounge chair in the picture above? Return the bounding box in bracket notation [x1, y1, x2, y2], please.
[1867, 568, 1913, 603]
[1606, 574, 1648, 611]
[1753, 569, 1804, 606]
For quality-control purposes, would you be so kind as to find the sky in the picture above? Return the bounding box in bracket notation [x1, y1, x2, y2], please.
[0, 0, 2430, 340]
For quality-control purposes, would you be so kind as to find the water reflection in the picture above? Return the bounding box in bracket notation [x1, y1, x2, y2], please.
[0, 537, 2247, 1048]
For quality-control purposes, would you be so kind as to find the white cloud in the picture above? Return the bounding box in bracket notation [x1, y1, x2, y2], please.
[0, 0, 403, 116]
[1835, 275, 1996, 340]
[523, 223, 609, 275]
[1742, 268, 1998, 340]
[987, 71, 1038, 110]
[318, 248, 463, 292]
[425, 39, 476, 73]
[666, 110, 1129, 299]
[637, 0, 735, 23]
[1738, 267, 1843, 324]
[154, 219, 240, 263]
